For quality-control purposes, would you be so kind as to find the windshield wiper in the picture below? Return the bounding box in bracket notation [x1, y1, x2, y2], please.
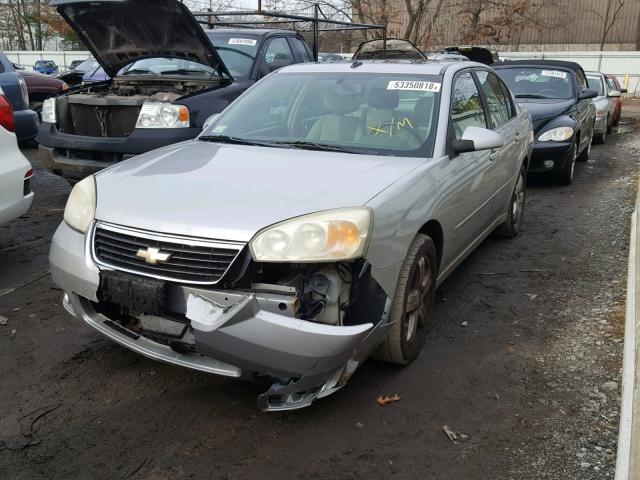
[515, 94, 549, 99]
[270, 140, 359, 153]
[160, 69, 210, 76]
[198, 135, 284, 148]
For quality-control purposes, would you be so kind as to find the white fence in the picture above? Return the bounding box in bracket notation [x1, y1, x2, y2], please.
[498, 51, 640, 96]
[6, 51, 91, 70]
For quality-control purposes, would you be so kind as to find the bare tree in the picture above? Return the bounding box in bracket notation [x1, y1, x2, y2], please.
[588, 0, 626, 50]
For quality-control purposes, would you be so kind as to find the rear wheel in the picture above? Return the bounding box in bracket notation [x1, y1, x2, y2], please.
[594, 120, 607, 144]
[557, 142, 577, 186]
[495, 164, 526, 237]
[375, 235, 437, 365]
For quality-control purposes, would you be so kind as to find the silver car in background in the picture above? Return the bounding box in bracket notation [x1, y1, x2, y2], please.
[586, 71, 622, 144]
[50, 61, 533, 410]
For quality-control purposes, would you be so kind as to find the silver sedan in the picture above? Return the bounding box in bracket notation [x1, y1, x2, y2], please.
[50, 61, 533, 410]
[586, 71, 622, 144]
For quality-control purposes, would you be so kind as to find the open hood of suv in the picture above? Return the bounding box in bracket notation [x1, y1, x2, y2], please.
[51, 0, 231, 79]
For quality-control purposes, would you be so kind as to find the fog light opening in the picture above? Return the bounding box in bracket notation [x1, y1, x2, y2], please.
[543, 160, 555, 168]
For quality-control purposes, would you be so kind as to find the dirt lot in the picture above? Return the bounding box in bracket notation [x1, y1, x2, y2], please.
[1, 105, 640, 480]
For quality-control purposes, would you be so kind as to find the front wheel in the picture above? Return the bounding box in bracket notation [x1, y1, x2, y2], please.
[556, 142, 577, 186]
[375, 234, 437, 365]
[495, 164, 526, 237]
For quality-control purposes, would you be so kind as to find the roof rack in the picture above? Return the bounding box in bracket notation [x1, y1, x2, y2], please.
[192, 2, 386, 62]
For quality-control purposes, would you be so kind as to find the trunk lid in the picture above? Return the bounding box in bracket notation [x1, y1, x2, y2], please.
[51, 0, 231, 79]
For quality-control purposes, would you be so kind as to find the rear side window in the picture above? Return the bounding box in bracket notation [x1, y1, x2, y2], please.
[451, 71, 487, 140]
[289, 37, 312, 62]
[475, 70, 512, 128]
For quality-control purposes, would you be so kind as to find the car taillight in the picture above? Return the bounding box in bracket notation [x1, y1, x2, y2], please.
[23, 169, 33, 196]
[0, 95, 14, 132]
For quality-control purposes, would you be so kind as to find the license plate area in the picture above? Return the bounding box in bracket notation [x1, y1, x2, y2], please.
[98, 271, 167, 315]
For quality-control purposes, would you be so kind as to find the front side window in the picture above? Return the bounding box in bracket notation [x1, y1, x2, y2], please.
[202, 72, 442, 158]
[261, 38, 295, 75]
[451, 71, 487, 140]
[475, 70, 512, 128]
[497, 67, 574, 100]
[587, 76, 605, 96]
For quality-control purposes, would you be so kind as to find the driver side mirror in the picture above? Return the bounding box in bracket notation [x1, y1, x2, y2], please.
[452, 126, 504, 154]
[608, 90, 622, 98]
[202, 113, 221, 131]
[579, 88, 598, 100]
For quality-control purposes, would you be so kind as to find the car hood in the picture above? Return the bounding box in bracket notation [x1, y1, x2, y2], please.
[95, 141, 423, 242]
[51, 0, 231, 79]
[20, 70, 64, 88]
[516, 98, 575, 130]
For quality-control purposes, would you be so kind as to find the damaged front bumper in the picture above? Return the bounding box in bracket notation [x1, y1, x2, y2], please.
[51, 221, 390, 411]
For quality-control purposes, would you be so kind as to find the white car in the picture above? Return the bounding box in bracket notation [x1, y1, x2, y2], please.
[0, 86, 34, 226]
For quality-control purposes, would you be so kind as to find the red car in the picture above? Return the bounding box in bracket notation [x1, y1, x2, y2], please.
[605, 74, 626, 127]
[19, 70, 67, 114]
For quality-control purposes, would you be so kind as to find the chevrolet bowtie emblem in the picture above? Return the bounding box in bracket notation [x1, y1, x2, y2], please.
[136, 247, 172, 265]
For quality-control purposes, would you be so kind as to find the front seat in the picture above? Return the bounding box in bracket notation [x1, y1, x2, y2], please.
[307, 85, 362, 143]
[364, 88, 399, 134]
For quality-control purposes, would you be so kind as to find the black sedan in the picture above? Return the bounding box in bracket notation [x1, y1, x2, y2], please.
[494, 60, 597, 185]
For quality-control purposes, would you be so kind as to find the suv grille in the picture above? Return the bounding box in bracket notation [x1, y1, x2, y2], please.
[93, 223, 244, 285]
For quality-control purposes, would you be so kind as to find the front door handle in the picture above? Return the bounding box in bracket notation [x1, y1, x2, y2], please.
[515, 131, 522, 140]
[489, 149, 499, 161]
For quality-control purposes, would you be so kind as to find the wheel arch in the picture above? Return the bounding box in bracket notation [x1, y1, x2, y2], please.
[418, 220, 443, 270]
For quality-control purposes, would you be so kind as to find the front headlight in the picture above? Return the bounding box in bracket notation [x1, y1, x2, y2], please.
[538, 127, 574, 142]
[135, 102, 189, 129]
[63, 176, 96, 233]
[250, 208, 373, 262]
[42, 97, 56, 124]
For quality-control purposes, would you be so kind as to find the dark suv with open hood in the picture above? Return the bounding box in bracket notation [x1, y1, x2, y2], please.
[38, 0, 312, 182]
[493, 60, 597, 185]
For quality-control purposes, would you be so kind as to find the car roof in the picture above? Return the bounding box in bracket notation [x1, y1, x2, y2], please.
[277, 59, 481, 76]
[206, 28, 298, 37]
[585, 71, 604, 76]
[493, 59, 583, 73]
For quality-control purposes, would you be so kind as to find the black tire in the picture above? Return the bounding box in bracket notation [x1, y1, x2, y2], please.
[594, 123, 607, 144]
[576, 132, 591, 162]
[556, 141, 577, 186]
[495, 164, 526, 238]
[375, 234, 437, 365]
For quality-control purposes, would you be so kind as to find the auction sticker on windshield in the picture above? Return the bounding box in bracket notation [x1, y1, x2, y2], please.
[541, 70, 567, 79]
[387, 80, 441, 92]
[228, 38, 257, 46]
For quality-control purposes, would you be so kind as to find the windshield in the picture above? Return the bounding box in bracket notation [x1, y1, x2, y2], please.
[74, 58, 100, 73]
[497, 67, 573, 100]
[36, 61, 56, 68]
[587, 76, 605, 96]
[208, 32, 259, 78]
[201, 72, 441, 158]
[118, 57, 215, 77]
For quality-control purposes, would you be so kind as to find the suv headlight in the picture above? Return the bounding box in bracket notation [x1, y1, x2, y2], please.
[64, 176, 96, 233]
[42, 97, 56, 124]
[136, 102, 189, 129]
[250, 208, 373, 262]
[538, 127, 574, 142]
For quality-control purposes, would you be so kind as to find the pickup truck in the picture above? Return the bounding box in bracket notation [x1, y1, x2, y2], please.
[39, 0, 313, 182]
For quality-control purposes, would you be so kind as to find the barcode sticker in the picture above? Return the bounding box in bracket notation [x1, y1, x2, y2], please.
[228, 38, 257, 46]
[541, 70, 567, 79]
[387, 80, 441, 92]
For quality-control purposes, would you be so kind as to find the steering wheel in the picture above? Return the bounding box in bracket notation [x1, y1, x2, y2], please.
[537, 89, 559, 97]
[371, 119, 423, 143]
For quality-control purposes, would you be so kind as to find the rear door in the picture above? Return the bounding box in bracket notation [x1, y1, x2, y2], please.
[474, 69, 521, 215]
[576, 69, 595, 148]
[447, 70, 501, 255]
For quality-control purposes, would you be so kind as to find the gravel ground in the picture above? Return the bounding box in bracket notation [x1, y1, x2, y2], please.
[1, 104, 639, 480]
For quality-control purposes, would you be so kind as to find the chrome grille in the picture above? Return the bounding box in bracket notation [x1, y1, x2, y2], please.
[92, 223, 244, 285]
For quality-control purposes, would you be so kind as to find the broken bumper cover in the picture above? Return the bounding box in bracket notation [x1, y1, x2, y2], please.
[51, 222, 381, 411]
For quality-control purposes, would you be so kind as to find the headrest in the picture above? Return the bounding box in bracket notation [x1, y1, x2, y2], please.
[323, 83, 361, 114]
[368, 88, 399, 109]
